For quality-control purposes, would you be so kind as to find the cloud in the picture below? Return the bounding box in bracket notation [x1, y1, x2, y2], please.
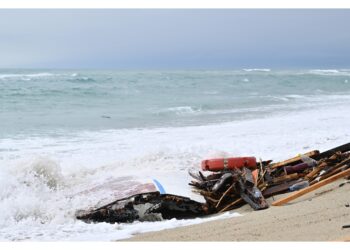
[0, 9, 350, 68]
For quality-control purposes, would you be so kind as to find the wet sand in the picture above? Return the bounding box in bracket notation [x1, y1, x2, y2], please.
[127, 179, 350, 241]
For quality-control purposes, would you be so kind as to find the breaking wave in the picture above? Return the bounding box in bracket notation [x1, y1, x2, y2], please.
[1, 69, 350, 240]
[0, 73, 55, 80]
[0, 157, 67, 227]
[243, 68, 271, 72]
[159, 106, 202, 115]
[0, 72, 96, 83]
[67, 75, 96, 83]
[308, 69, 350, 76]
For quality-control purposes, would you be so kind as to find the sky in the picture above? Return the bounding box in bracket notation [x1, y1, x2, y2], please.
[1, 9, 350, 69]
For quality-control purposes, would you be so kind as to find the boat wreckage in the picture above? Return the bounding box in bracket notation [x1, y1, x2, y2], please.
[76, 142, 350, 224]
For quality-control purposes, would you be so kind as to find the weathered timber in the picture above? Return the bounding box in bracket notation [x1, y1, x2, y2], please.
[305, 161, 328, 180]
[262, 180, 300, 197]
[236, 176, 269, 210]
[272, 167, 350, 206]
[310, 157, 350, 185]
[203, 196, 219, 205]
[219, 198, 243, 213]
[270, 150, 320, 169]
[216, 183, 235, 208]
[272, 173, 300, 184]
[315, 142, 350, 160]
[76, 192, 210, 223]
[212, 173, 233, 193]
[188, 170, 204, 182]
[196, 190, 219, 199]
[317, 164, 350, 183]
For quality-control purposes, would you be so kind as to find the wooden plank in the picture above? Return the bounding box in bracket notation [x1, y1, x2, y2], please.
[309, 157, 350, 185]
[219, 198, 243, 213]
[318, 157, 350, 181]
[270, 150, 319, 169]
[305, 162, 328, 180]
[272, 167, 350, 206]
[272, 173, 299, 184]
[262, 180, 299, 197]
[315, 142, 350, 160]
[215, 183, 235, 208]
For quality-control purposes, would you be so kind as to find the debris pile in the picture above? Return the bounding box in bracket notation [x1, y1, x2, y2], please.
[189, 164, 269, 213]
[265, 143, 350, 205]
[188, 142, 350, 209]
[76, 192, 210, 223]
[76, 142, 350, 224]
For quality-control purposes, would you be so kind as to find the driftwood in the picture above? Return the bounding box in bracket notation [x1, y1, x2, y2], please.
[76, 192, 210, 223]
[189, 143, 350, 214]
[75, 142, 350, 225]
[315, 142, 350, 160]
[216, 183, 235, 208]
[270, 150, 319, 169]
[305, 161, 328, 180]
[317, 157, 350, 180]
[219, 198, 243, 213]
[262, 180, 300, 197]
[272, 173, 300, 184]
[272, 167, 350, 206]
[189, 167, 268, 212]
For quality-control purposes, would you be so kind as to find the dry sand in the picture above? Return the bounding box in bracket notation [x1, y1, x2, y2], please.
[127, 179, 350, 241]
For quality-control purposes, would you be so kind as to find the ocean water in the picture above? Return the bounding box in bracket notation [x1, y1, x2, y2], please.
[1, 69, 350, 241]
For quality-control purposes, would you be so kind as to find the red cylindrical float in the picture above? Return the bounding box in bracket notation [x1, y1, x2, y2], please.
[201, 157, 257, 171]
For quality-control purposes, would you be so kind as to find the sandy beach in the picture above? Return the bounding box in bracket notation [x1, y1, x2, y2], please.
[127, 178, 350, 241]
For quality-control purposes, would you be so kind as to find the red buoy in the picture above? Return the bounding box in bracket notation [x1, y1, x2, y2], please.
[201, 157, 257, 171]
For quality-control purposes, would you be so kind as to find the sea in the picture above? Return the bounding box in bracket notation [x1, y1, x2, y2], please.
[1, 69, 350, 241]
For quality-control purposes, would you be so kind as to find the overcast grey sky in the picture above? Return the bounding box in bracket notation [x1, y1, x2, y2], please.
[1, 9, 350, 69]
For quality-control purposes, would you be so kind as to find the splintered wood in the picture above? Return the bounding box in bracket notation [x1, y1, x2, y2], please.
[189, 166, 269, 212]
[77, 142, 350, 224]
[189, 142, 350, 212]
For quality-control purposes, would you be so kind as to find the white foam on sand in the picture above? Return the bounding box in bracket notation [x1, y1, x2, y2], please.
[0, 102, 350, 241]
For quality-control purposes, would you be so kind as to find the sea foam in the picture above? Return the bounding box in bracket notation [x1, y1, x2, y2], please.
[1, 69, 350, 241]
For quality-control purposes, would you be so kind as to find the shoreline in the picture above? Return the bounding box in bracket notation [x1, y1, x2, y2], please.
[126, 179, 350, 241]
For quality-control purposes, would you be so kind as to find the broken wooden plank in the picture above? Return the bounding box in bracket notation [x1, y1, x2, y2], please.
[270, 150, 320, 169]
[219, 198, 243, 213]
[272, 173, 300, 184]
[272, 167, 350, 206]
[305, 161, 328, 180]
[315, 142, 350, 160]
[262, 180, 299, 197]
[215, 183, 235, 208]
[317, 157, 350, 181]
